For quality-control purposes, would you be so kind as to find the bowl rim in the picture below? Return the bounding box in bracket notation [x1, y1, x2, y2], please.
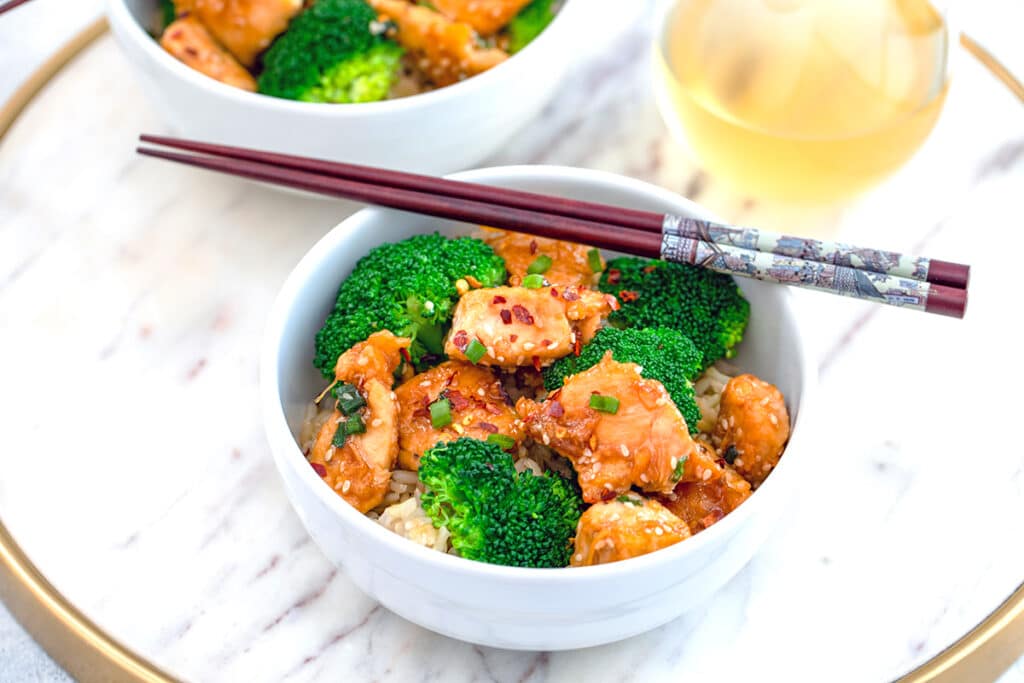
[106, 0, 583, 115]
[260, 164, 816, 583]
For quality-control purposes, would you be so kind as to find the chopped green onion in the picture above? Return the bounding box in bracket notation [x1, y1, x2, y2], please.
[616, 494, 642, 506]
[486, 433, 516, 450]
[589, 394, 620, 414]
[344, 414, 366, 435]
[429, 397, 452, 428]
[673, 455, 688, 481]
[464, 338, 487, 364]
[333, 382, 365, 415]
[587, 248, 603, 273]
[331, 415, 365, 446]
[527, 254, 553, 275]
[520, 272, 544, 288]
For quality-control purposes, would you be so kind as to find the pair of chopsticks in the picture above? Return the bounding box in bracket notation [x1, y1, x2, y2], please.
[0, 0, 33, 16]
[137, 135, 969, 318]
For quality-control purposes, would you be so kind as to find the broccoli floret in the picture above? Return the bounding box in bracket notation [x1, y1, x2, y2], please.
[158, 0, 176, 31]
[507, 0, 556, 53]
[258, 0, 403, 103]
[419, 438, 582, 568]
[543, 327, 704, 433]
[599, 257, 750, 368]
[314, 233, 506, 378]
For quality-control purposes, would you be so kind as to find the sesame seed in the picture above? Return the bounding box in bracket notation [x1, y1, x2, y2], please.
[419, 380, 432, 387]
[542, 433, 550, 445]
[593, 462, 602, 473]
[735, 458, 744, 467]
[702, 469, 712, 481]
[342, 480, 351, 493]
[357, 356, 369, 366]
[477, 388, 485, 396]
[574, 553, 583, 562]
[640, 473, 649, 483]
[619, 444, 630, 457]
[634, 366, 643, 374]
[670, 457, 678, 469]
[453, 423, 464, 434]
[523, 342, 535, 351]
[769, 414, 779, 425]
[496, 356, 506, 362]
[325, 447, 335, 463]
[604, 482, 613, 490]
[371, 418, 383, 428]
[655, 527, 664, 536]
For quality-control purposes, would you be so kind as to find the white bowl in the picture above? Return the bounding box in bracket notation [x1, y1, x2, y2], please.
[261, 165, 815, 650]
[107, 0, 589, 174]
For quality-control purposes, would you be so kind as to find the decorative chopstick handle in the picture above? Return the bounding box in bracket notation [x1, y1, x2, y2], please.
[662, 214, 970, 288]
[661, 226, 967, 318]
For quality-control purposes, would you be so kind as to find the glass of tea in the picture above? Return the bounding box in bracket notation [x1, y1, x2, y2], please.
[654, 0, 951, 203]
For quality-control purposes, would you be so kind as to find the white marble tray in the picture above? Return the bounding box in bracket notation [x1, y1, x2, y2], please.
[2, 5, 1024, 681]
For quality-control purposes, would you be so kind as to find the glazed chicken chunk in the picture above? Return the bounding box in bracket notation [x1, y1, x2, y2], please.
[173, 0, 302, 66]
[432, 0, 533, 35]
[369, 0, 508, 86]
[394, 361, 522, 471]
[308, 331, 410, 512]
[445, 286, 613, 369]
[160, 16, 257, 91]
[516, 353, 722, 503]
[482, 230, 603, 288]
[713, 374, 790, 487]
[659, 440, 751, 533]
[571, 496, 691, 567]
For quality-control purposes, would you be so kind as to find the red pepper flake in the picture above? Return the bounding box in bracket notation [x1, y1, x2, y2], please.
[399, 347, 411, 363]
[412, 408, 430, 418]
[184, 46, 199, 57]
[574, 337, 582, 356]
[485, 403, 503, 415]
[452, 330, 469, 351]
[492, 295, 507, 305]
[547, 400, 564, 418]
[550, 288, 559, 298]
[310, 462, 327, 477]
[478, 422, 498, 433]
[447, 389, 470, 411]
[499, 309, 512, 324]
[529, 240, 538, 255]
[541, 339, 552, 347]
[619, 289, 640, 303]
[643, 265, 658, 274]
[509, 334, 518, 342]
[512, 304, 535, 325]
[600, 488, 618, 502]
[607, 268, 621, 284]
[562, 288, 579, 302]
[531, 355, 542, 371]
[606, 295, 621, 311]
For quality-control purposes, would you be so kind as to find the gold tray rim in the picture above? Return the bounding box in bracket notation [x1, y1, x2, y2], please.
[1, 17, 1022, 683]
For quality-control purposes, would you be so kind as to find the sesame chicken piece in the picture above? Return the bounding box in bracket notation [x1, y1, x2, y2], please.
[432, 0, 533, 36]
[658, 440, 751, 532]
[309, 332, 410, 512]
[571, 496, 691, 566]
[515, 353, 722, 503]
[445, 286, 613, 369]
[173, 0, 303, 66]
[394, 361, 522, 471]
[482, 229, 603, 288]
[369, 0, 508, 86]
[160, 16, 257, 91]
[713, 374, 789, 487]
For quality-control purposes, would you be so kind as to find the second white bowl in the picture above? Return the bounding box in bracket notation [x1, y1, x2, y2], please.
[107, 0, 593, 174]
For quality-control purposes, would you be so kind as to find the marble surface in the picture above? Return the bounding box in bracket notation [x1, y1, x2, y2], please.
[3, 1, 1024, 681]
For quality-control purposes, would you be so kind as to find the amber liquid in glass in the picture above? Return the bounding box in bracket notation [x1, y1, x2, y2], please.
[656, 0, 950, 202]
